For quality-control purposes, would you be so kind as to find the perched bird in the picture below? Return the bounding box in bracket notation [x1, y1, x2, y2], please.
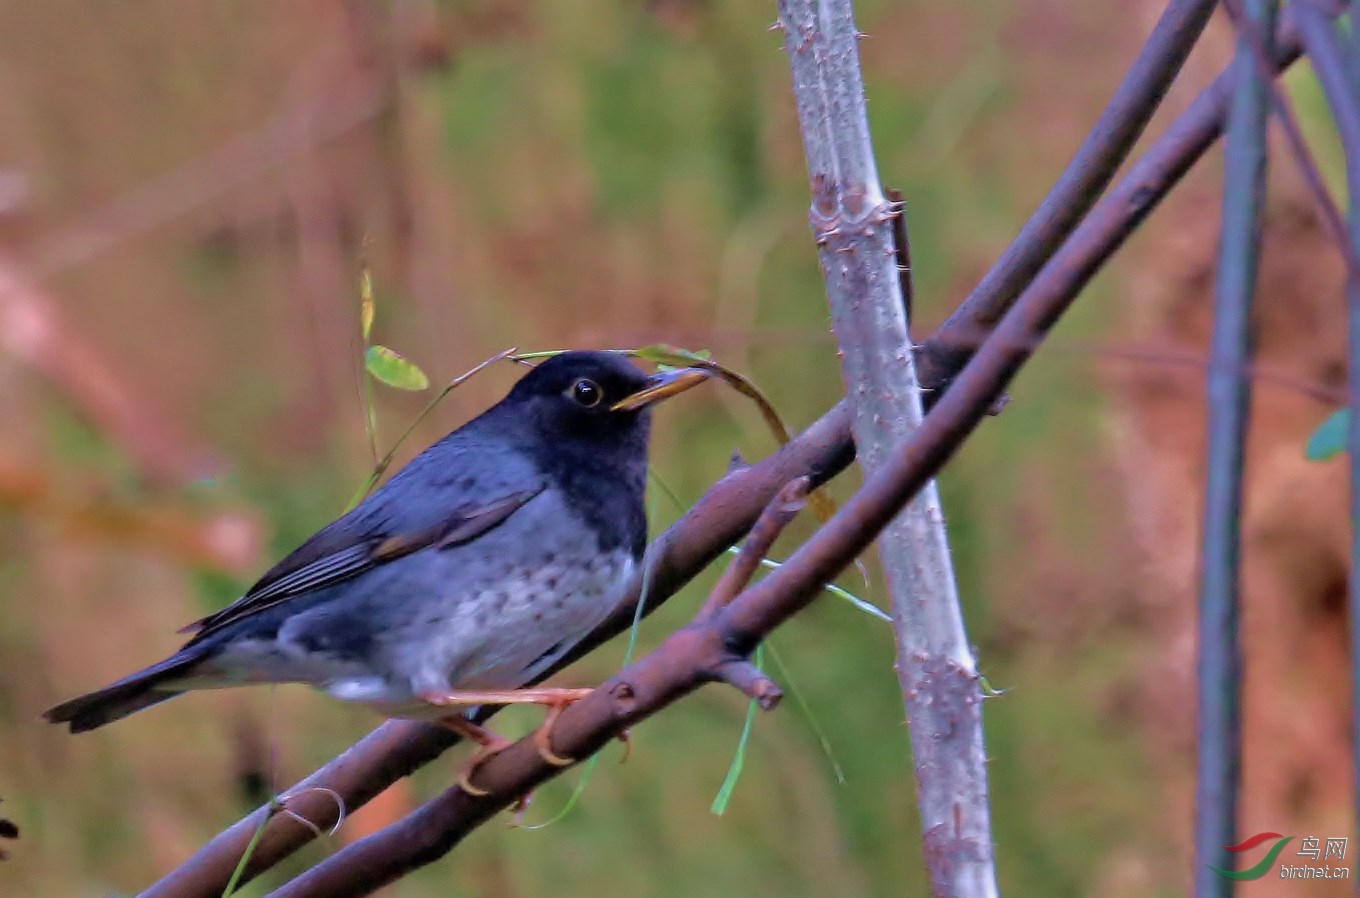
[45, 351, 707, 789]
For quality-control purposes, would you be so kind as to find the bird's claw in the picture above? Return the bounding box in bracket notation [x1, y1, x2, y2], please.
[531, 698, 578, 766]
[457, 769, 493, 797]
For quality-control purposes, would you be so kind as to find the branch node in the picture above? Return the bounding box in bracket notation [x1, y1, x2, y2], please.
[609, 681, 638, 716]
[713, 659, 783, 711]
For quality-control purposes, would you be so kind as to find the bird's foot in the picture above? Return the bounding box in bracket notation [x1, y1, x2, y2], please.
[422, 686, 595, 771]
[436, 715, 515, 797]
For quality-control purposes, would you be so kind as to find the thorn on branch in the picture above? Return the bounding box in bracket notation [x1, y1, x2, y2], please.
[887, 187, 913, 324]
[728, 448, 749, 474]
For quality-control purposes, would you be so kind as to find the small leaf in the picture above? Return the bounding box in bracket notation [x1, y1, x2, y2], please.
[349, 348, 516, 509]
[365, 345, 429, 391]
[1306, 408, 1349, 461]
[360, 267, 375, 341]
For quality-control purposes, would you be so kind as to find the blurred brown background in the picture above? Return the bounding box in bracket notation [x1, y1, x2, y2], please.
[0, 1, 1351, 895]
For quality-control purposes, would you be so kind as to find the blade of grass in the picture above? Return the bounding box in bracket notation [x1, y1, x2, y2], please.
[766, 640, 846, 784]
[744, 553, 889, 623]
[650, 469, 856, 789]
[711, 644, 763, 815]
[648, 467, 888, 622]
[359, 267, 375, 342]
[221, 801, 279, 898]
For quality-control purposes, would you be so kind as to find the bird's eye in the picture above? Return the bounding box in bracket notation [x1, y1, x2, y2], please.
[568, 378, 603, 408]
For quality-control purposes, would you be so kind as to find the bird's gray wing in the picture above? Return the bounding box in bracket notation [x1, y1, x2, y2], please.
[182, 444, 544, 642]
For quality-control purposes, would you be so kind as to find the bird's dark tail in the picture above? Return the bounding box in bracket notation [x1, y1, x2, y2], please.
[44, 649, 207, 733]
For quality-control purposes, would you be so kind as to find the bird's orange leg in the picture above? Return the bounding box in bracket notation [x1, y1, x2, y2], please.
[436, 714, 515, 797]
[421, 687, 596, 778]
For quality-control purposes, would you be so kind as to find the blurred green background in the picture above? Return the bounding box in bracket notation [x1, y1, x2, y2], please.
[0, 2, 1352, 896]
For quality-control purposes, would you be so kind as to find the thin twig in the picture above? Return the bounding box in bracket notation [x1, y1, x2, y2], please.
[886, 187, 914, 323]
[697, 477, 809, 620]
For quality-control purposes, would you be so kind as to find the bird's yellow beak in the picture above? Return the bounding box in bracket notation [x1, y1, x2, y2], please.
[611, 367, 712, 411]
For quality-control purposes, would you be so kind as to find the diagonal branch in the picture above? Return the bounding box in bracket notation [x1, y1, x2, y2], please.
[697, 476, 809, 621]
[919, 0, 1217, 391]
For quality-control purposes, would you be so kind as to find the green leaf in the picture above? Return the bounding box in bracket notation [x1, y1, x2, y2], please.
[365, 345, 429, 391]
[360, 268, 375, 341]
[1306, 408, 1348, 461]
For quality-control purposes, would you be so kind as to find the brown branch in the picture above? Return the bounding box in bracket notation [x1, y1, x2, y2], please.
[696, 476, 809, 620]
[143, 5, 1331, 894]
[886, 187, 914, 323]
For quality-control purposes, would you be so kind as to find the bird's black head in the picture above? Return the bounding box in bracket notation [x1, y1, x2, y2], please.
[504, 351, 657, 448]
[494, 350, 707, 558]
